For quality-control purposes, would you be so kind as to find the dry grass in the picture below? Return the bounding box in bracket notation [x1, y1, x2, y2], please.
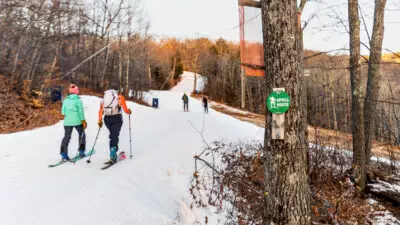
[0, 77, 150, 134]
[193, 141, 397, 225]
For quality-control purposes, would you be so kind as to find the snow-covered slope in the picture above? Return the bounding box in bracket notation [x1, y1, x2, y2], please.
[171, 71, 205, 93]
[0, 72, 263, 225]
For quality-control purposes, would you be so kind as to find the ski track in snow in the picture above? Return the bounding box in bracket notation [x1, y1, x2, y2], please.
[0, 71, 263, 225]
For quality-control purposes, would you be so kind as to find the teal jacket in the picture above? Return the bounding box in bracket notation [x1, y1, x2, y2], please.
[61, 94, 85, 126]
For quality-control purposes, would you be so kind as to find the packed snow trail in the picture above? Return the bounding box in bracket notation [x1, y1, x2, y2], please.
[0, 71, 263, 225]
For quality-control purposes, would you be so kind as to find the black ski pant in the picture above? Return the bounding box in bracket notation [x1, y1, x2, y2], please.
[60, 125, 86, 155]
[104, 114, 123, 150]
[183, 102, 189, 111]
[204, 106, 208, 113]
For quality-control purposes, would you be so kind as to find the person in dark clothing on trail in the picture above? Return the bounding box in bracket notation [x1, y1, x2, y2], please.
[202, 96, 209, 114]
[98, 86, 131, 163]
[182, 93, 189, 112]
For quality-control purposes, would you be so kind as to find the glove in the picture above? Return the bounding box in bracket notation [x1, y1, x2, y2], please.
[127, 109, 132, 115]
[98, 120, 103, 128]
[82, 120, 87, 129]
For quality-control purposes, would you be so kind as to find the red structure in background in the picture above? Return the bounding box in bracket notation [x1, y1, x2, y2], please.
[239, 5, 265, 76]
[239, 2, 302, 77]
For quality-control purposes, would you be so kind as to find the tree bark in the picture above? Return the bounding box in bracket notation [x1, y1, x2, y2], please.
[27, 41, 41, 81]
[348, 0, 366, 190]
[261, 0, 311, 224]
[148, 64, 152, 89]
[193, 72, 197, 93]
[325, 73, 331, 128]
[298, 0, 308, 148]
[119, 50, 123, 92]
[364, 0, 387, 166]
[100, 32, 111, 88]
[331, 89, 338, 130]
[11, 37, 23, 85]
[170, 56, 177, 86]
[126, 50, 130, 97]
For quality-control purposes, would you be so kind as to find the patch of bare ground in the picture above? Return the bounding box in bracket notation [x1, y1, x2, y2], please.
[0, 75, 63, 134]
[0, 76, 150, 134]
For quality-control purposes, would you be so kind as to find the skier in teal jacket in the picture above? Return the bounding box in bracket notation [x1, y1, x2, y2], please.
[60, 84, 87, 161]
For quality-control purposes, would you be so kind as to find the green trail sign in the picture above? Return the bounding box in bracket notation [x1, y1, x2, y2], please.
[266, 89, 291, 114]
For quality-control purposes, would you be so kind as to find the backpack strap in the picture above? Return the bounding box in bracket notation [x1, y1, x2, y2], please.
[104, 95, 116, 109]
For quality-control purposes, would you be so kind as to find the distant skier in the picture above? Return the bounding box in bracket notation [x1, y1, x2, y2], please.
[182, 93, 189, 112]
[98, 85, 131, 163]
[60, 84, 87, 161]
[202, 96, 209, 114]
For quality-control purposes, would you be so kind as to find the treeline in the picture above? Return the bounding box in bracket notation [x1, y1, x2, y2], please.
[1, 0, 154, 98]
[0, 0, 240, 101]
[304, 50, 400, 146]
[1, 1, 399, 145]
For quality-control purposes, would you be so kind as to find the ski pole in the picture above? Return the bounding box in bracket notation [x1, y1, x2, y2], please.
[129, 114, 133, 159]
[73, 132, 85, 165]
[86, 128, 101, 164]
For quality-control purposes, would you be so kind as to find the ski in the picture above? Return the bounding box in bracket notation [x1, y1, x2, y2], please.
[48, 149, 95, 168]
[48, 160, 72, 168]
[100, 152, 126, 170]
[70, 149, 95, 163]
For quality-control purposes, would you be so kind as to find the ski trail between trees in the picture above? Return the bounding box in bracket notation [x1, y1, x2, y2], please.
[0, 71, 263, 225]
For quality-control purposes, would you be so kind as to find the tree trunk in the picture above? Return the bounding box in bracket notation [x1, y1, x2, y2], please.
[298, 4, 308, 150]
[261, 0, 311, 224]
[331, 89, 338, 130]
[148, 64, 152, 89]
[345, 89, 350, 132]
[247, 82, 254, 112]
[100, 32, 111, 88]
[31, 49, 43, 85]
[170, 56, 177, 87]
[325, 73, 331, 128]
[27, 41, 41, 81]
[348, 0, 366, 191]
[364, 0, 387, 166]
[11, 37, 23, 85]
[119, 51, 123, 92]
[193, 72, 197, 93]
[126, 51, 130, 97]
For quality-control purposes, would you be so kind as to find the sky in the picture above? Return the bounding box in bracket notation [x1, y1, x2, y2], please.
[142, 0, 400, 55]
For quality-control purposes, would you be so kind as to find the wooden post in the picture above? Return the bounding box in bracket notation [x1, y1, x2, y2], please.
[238, 0, 261, 8]
[241, 67, 246, 108]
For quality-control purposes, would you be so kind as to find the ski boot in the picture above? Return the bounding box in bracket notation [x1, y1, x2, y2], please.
[61, 152, 70, 162]
[110, 147, 118, 163]
[104, 147, 118, 165]
[78, 149, 85, 158]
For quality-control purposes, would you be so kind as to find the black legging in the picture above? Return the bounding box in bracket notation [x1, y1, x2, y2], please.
[104, 114, 123, 149]
[60, 125, 86, 154]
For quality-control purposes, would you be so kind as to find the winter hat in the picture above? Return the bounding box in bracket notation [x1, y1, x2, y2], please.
[69, 84, 79, 94]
